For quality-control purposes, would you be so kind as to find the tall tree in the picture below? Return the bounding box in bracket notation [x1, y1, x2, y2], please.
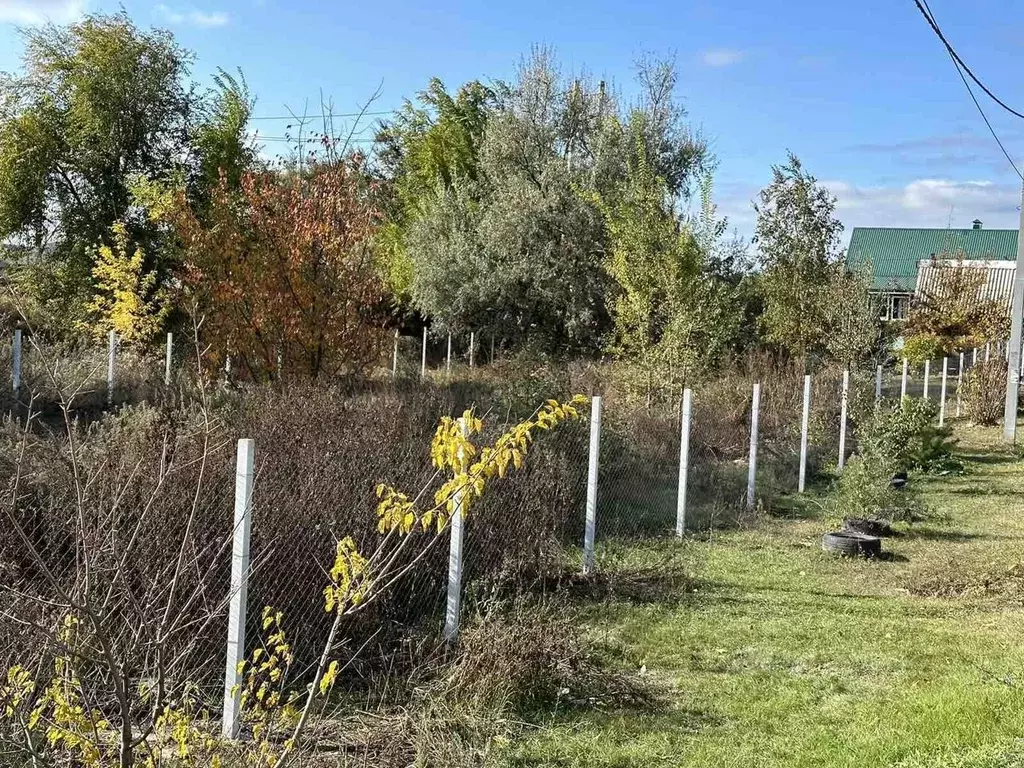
[753, 152, 845, 360]
[0, 12, 193, 323]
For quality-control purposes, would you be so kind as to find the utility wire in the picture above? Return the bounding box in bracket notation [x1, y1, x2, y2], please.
[912, 0, 1024, 120]
[914, 0, 1024, 180]
[249, 110, 395, 121]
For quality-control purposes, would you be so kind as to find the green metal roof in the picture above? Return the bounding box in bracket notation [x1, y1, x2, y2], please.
[846, 227, 1019, 292]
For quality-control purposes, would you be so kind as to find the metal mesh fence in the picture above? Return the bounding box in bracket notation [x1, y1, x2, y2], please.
[2, 336, 1016, 725]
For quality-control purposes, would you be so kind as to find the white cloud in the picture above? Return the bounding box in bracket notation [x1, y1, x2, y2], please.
[0, 0, 85, 24]
[699, 48, 746, 68]
[156, 4, 229, 27]
[715, 177, 1021, 245]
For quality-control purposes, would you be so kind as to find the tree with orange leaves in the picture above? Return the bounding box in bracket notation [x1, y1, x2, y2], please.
[158, 158, 388, 381]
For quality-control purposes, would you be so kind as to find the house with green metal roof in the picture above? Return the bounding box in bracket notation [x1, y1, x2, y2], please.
[845, 221, 1018, 320]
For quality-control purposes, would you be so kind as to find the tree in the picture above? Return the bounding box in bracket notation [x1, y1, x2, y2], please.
[159, 159, 388, 381]
[753, 152, 845, 360]
[391, 49, 709, 353]
[0, 12, 193, 333]
[191, 68, 258, 209]
[902, 255, 1009, 363]
[374, 78, 494, 302]
[83, 220, 171, 343]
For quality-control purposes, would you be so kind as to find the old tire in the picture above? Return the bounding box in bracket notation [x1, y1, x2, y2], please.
[891, 471, 908, 490]
[842, 517, 895, 538]
[822, 531, 882, 558]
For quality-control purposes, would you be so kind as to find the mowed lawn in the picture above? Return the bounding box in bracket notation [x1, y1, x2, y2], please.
[508, 424, 1024, 767]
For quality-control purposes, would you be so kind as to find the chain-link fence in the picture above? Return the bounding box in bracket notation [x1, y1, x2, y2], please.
[0, 335, 1016, 730]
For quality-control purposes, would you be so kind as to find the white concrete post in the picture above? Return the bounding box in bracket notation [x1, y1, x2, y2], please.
[923, 359, 930, 400]
[1005, 339, 1010, 361]
[900, 358, 908, 399]
[421, 327, 427, 379]
[446, 333, 452, 375]
[939, 357, 948, 426]
[583, 396, 602, 575]
[675, 389, 692, 537]
[490, 333, 495, 364]
[798, 374, 811, 493]
[875, 364, 882, 405]
[392, 330, 399, 378]
[443, 417, 469, 641]
[222, 438, 255, 739]
[986, 342, 991, 363]
[106, 330, 116, 404]
[469, 331, 475, 368]
[838, 370, 849, 471]
[973, 347, 978, 366]
[746, 383, 761, 511]
[956, 351, 964, 417]
[164, 332, 173, 386]
[12, 330, 22, 398]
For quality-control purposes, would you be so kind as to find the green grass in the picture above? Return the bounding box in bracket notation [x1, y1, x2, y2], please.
[504, 423, 1024, 768]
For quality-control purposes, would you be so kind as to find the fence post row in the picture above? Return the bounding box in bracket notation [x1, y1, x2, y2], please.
[443, 417, 469, 641]
[222, 438, 255, 739]
[900, 358, 909, 399]
[12, 330, 22, 398]
[746, 382, 761, 511]
[106, 330, 117, 405]
[675, 388, 692, 537]
[923, 359, 930, 400]
[939, 357, 948, 426]
[582, 395, 602, 575]
[956, 351, 964, 417]
[838, 370, 849, 471]
[798, 374, 811, 493]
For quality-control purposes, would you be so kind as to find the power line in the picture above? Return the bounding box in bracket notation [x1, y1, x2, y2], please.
[912, 0, 1024, 120]
[914, 0, 1024, 180]
[249, 110, 395, 121]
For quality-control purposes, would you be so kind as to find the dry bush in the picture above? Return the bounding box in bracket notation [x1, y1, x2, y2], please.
[962, 359, 1006, 426]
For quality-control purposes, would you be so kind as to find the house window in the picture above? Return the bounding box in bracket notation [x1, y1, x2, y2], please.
[891, 294, 910, 320]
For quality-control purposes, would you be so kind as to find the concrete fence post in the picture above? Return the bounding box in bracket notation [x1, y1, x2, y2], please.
[973, 347, 978, 366]
[222, 438, 255, 739]
[900, 358, 909, 399]
[446, 333, 452, 375]
[469, 331, 475, 368]
[106, 330, 116, 405]
[392, 330, 399, 379]
[799, 374, 811, 493]
[923, 359, 930, 400]
[675, 388, 692, 537]
[12, 330, 22, 399]
[875, 364, 882, 405]
[490, 333, 495, 365]
[746, 383, 761, 511]
[443, 417, 469, 642]
[583, 396, 602, 575]
[421, 327, 428, 379]
[956, 351, 964, 417]
[164, 332, 173, 386]
[986, 342, 991, 363]
[838, 370, 849, 471]
[938, 357, 947, 425]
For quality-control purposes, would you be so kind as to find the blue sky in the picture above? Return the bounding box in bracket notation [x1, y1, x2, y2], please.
[2, 0, 1024, 244]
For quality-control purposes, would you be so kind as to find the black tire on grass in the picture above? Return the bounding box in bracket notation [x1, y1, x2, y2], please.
[822, 531, 883, 558]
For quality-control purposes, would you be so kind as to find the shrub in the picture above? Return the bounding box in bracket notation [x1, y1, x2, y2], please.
[833, 453, 920, 522]
[862, 398, 959, 474]
[962, 359, 1006, 426]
